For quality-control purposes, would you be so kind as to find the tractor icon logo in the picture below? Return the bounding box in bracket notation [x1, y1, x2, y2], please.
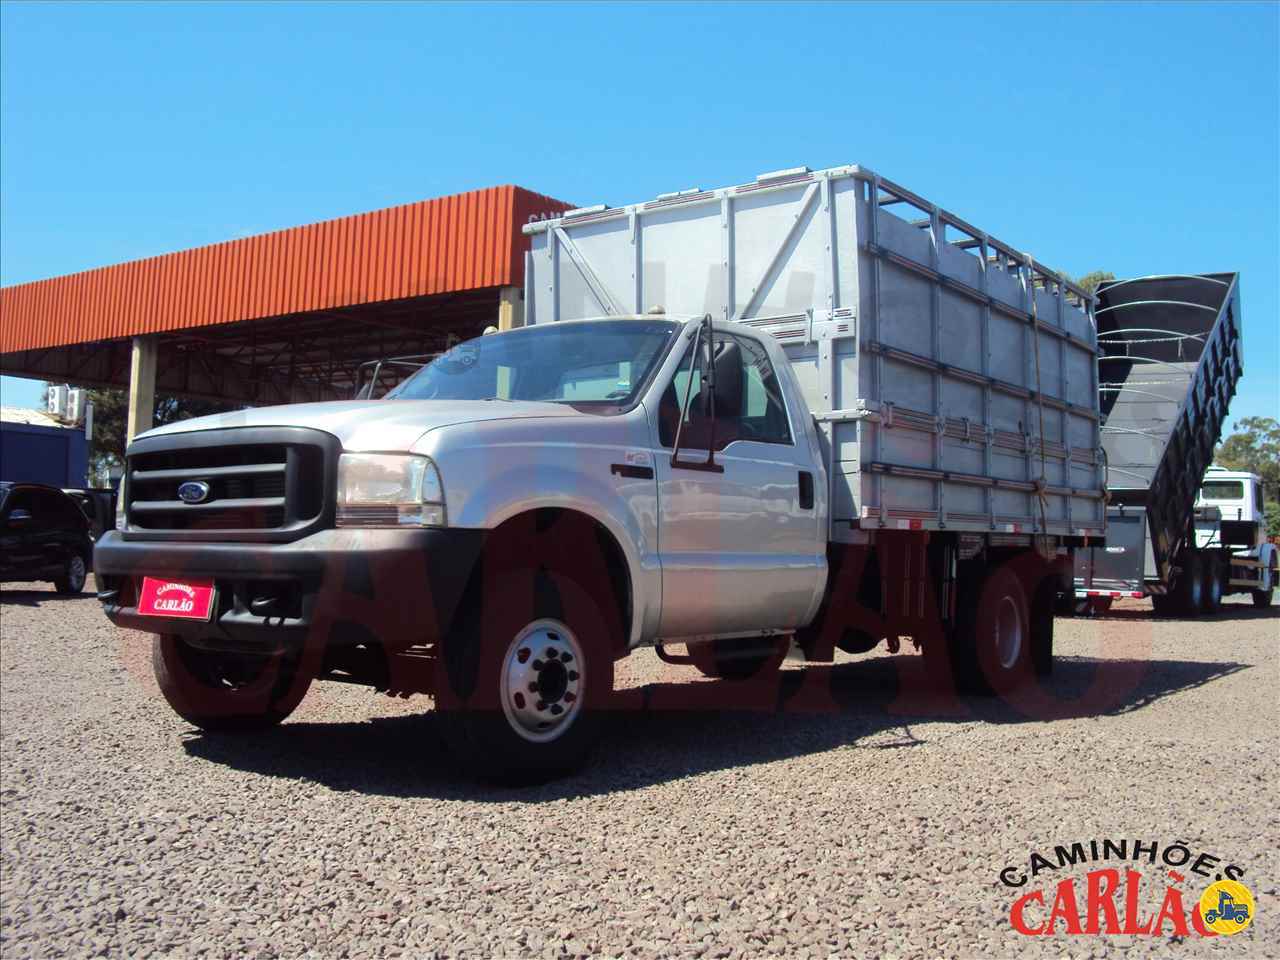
[1199, 879, 1255, 935]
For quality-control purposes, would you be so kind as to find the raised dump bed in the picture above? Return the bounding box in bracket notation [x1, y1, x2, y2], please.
[1094, 273, 1242, 583]
[524, 164, 1106, 543]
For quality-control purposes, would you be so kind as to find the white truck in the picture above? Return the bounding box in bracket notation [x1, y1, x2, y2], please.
[1072, 273, 1276, 615]
[96, 164, 1106, 779]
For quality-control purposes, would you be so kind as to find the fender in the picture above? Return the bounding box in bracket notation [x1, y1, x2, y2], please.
[443, 461, 659, 648]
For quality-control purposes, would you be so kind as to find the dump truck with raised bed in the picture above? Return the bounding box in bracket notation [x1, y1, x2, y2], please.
[1073, 273, 1276, 615]
[94, 163, 1107, 779]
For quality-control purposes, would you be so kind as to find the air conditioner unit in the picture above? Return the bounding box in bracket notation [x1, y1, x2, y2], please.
[48, 384, 69, 419]
[67, 388, 86, 424]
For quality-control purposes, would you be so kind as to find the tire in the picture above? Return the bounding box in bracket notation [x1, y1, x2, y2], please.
[54, 553, 87, 594]
[1176, 553, 1204, 618]
[951, 563, 1032, 696]
[1089, 597, 1113, 615]
[1029, 572, 1057, 678]
[1252, 558, 1276, 608]
[688, 637, 787, 681]
[152, 635, 311, 731]
[437, 568, 617, 782]
[1201, 555, 1223, 615]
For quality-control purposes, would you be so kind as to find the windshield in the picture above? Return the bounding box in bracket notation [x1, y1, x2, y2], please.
[1199, 480, 1244, 501]
[389, 320, 679, 407]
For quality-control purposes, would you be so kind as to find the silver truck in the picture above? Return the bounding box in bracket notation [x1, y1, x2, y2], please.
[96, 164, 1106, 779]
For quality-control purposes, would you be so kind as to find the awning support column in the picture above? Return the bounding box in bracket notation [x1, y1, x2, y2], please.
[126, 335, 157, 443]
[497, 286, 524, 330]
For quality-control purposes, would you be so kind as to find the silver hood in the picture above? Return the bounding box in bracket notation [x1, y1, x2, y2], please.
[137, 399, 588, 452]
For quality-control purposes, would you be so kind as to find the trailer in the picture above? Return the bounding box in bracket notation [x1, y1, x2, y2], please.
[1073, 273, 1276, 614]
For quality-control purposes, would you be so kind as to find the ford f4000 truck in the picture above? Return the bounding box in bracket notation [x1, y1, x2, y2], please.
[96, 165, 1107, 778]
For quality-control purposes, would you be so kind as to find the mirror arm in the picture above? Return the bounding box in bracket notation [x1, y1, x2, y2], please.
[669, 314, 724, 473]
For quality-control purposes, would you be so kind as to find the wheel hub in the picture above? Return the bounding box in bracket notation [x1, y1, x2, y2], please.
[501, 620, 584, 743]
[994, 595, 1023, 670]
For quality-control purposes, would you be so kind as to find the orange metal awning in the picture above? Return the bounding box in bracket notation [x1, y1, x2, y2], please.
[0, 184, 570, 355]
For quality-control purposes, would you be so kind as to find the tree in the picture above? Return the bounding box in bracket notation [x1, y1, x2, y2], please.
[1215, 416, 1280, 537]
[1072, 270, 1116, 296]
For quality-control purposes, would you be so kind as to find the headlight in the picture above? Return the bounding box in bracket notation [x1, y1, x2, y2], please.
[336, 453, 446, 527]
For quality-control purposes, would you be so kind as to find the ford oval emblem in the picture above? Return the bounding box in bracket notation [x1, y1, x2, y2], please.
[177, 480, 211, 504]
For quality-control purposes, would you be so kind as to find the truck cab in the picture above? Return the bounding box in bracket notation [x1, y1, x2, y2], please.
[1194, 466, 1267, 550]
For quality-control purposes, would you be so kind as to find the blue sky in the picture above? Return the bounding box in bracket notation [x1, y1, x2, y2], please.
[2, 1, 1277, 425]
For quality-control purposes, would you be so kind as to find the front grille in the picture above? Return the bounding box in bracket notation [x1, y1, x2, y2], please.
[124, 428, 335, 541]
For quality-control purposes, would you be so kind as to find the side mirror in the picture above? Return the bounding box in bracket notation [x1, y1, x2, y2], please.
[7, 508, 33, 527]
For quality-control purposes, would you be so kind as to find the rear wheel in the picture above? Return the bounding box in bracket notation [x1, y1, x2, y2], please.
[1151, 592, 1179, 617]
[1201, 555, 1224, 615]
[951, 563, 1032, 696]
[1252, 557, 1276, 608]
[437, 569, 616, 782]
[55, 554, 87, 594]
[152, 635, 311, 731]
[1176, 553, 1204, 617]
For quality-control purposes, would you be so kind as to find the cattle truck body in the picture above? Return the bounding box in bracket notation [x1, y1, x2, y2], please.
[524, 164, 1107, 542]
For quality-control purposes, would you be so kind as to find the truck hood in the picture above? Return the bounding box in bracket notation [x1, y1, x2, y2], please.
[136, 399, 588, 452]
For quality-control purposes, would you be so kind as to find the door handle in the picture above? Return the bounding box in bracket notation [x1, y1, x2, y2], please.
[611, 463, 654, 480]
[798, 471, 814, 510]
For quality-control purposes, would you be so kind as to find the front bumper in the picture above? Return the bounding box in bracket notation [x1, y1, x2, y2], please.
[94, 527, 485, 654]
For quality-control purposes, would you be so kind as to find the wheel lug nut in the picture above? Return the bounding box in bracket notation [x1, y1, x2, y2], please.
[563, 692, 576, 703]
[528, 682, 538, 692]
[514, 692, 526, 709]
[536, 701, 546, 711]
[517, 647, 531, 663]
[568, 670, 579, 681]
[532, 659, 544, 671]
[550, 704, 563, 715]
[561, 652, 573, 663]
[545, 648, 559, 659]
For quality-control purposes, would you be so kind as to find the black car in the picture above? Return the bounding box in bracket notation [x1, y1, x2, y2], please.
[62, 487, 117, 542]
[0, 481, 94, 594]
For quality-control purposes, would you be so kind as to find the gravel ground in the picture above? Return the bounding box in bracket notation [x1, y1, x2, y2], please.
[2, 579, 1277, 958]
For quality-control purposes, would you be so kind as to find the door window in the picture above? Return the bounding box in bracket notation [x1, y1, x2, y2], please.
[658, 332, 792, 450]
[3, 491, 36, 527]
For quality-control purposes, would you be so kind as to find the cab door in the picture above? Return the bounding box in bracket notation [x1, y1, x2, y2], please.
[649, 329, 823, 638]
[0, 490, 46, 578]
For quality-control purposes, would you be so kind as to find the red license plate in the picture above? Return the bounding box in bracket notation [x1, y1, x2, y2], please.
[137, 577, 217, 621]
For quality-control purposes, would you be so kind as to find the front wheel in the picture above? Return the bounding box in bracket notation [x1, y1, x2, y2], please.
[55, 554, 87, 594]
[437, 569, 617, 782]
[152, 635, 311, 731]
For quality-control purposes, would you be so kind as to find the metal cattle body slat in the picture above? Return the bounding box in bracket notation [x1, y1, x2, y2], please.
[523, 164, 1106, 541]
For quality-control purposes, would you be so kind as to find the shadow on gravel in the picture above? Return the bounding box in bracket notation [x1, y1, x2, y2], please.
[1070, 604, 1278, 625]
[181, 652, 1247, 800]
[0, 589, 90, 607]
